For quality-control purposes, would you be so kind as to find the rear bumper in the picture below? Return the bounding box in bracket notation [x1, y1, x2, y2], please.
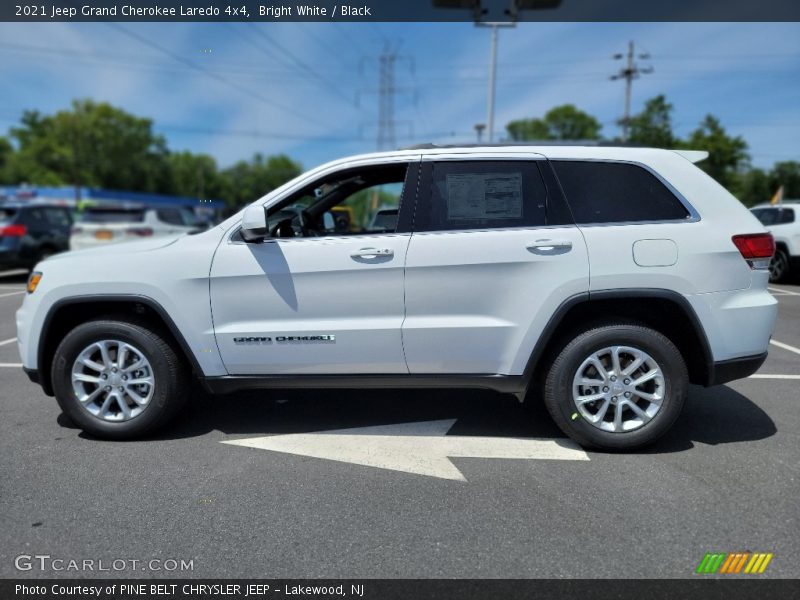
[709, 352, 768, 386]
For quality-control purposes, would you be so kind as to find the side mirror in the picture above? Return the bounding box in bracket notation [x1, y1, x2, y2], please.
[241, 205, 269, 243]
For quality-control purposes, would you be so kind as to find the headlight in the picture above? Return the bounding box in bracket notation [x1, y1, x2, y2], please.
[27, 272, 42, 294]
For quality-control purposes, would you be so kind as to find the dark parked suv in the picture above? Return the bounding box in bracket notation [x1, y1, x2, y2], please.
[0, 203, 72, 269]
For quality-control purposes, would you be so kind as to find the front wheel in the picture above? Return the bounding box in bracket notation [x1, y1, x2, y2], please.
[543, 324, 688, 451]
[51, 319, 189, 439]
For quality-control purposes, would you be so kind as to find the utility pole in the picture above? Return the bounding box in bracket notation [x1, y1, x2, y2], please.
[610, 40, 653, 142]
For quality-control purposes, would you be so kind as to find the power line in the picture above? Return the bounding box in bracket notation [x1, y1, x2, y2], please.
[104, 23, 329, 128]
[240, 24, 358, 108]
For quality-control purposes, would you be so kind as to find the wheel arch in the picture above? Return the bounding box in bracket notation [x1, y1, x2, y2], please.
[37, 295, 203, 396]
[523, 289, 715, 393]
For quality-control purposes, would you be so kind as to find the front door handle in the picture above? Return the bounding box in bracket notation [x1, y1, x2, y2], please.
[350, 247, 394, 260]
[526, 239, 573, 255]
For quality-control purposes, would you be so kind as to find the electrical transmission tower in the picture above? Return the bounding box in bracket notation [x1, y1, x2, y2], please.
[359, 43, 414, 151]
[610, 40, 654, 141]
[377, 47, 397, 151]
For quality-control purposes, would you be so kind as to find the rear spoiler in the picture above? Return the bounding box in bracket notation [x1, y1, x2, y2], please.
[673, 150, 709, 163]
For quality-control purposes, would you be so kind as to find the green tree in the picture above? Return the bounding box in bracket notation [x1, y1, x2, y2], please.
[686, 115, 749, 189]
[628, 95, 676, 147]
[0, 136, 12, 182]
[220, 153, 302, 209]
[769, 161, 800, 199]
[506, 104, 601, 141]
[7, 100, 169, 195]
[167, 151, 224, 200]
[736, 168, 772, 207]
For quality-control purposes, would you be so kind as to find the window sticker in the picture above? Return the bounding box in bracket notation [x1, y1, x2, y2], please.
[445, 172, 523, 220]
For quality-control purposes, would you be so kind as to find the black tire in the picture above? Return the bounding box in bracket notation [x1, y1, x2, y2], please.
[51, 319, 189, 440]
[543, 324, 688, 451]
[769, 248, 790, 283]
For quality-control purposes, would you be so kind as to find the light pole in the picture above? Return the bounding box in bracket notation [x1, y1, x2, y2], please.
[474, 122, 486, 143]
[433, 2, 563, 144]
[476, 22, 515, 143]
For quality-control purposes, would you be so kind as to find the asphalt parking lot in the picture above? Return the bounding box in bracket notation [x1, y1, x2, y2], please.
[0, 269, 798, 579]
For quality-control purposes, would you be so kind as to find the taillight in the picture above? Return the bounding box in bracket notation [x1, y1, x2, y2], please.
[0, 224, 27, 237]
[732, 233, 775, 270]
[125, 228, 153, 237]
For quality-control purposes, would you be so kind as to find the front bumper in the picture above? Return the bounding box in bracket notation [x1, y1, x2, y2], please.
[709, 352, 768, 386]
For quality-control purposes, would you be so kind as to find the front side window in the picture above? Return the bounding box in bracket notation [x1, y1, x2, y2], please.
[415, 160, 548, 232]
[552, 160, 690, 224]
[266, 163, 410, 238]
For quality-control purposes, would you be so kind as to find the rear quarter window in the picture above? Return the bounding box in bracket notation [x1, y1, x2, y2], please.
[79, 209, 145, 223]
[552, 160, 690, 224]
[0, 208, 18, 221]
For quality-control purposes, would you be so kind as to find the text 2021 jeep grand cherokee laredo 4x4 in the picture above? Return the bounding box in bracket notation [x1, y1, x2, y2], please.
[16, 146, 778, 450]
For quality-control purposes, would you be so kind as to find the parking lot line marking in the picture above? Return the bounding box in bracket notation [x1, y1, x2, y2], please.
[0, 268, 28, 275]
[0, 337, 16, 347]
[0, 363, 22, 368]
[749, 374, 800, 380]
[770, 339, 800, 356]
[0, 291, 25, 298]
[769, 286, 800, 297]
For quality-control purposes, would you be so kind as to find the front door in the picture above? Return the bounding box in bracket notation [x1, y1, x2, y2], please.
[210, 160, 418, 375]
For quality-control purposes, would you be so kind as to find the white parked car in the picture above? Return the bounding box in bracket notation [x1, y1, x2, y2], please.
[750, 200, 800, 282]
[17, 145, 777, 450]
[70, 205, 205, 251]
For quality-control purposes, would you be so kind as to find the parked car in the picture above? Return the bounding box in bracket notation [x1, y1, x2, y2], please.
[750, 200, 800, 282]
[70, 205, 206, 251]
[0, 203, 72, 270]
[18, 145, 777, 450]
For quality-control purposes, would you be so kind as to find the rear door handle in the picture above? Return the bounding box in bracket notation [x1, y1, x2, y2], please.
[526, 240, 573, 255]
[350, 247, 394, 260]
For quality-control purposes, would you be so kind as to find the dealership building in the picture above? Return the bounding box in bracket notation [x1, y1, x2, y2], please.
[0, 185, 225, 218]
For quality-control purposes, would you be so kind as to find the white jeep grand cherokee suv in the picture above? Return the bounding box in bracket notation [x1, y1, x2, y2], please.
[16, 145, 778, 450]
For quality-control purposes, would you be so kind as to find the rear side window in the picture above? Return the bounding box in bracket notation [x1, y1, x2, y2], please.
[79, 209, 145, 223]
[553, 161, 690, 224]
[44, 208, 70, 226]
[416, 161, 548, 232]
[754, 207, 795, 225]
[157, 208, 184, 225]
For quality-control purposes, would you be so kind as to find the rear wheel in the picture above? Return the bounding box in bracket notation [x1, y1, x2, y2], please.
[769, 248, 789, 283]
[51, 319, 188, 439]
[543, 324, 687, 451]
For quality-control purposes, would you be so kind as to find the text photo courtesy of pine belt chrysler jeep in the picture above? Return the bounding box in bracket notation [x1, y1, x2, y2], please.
[16, 146, 778, 450]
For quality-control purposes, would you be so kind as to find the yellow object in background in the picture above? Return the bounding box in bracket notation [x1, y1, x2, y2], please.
[770, 185, 784, 205]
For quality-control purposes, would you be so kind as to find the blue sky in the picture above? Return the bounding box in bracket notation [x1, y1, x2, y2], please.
[0, 21, 798, 171]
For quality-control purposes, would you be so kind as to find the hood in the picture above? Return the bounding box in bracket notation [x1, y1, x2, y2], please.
[43, 235, 183, 263]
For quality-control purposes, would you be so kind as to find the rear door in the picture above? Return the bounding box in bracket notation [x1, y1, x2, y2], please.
[402, 154, 590, 375]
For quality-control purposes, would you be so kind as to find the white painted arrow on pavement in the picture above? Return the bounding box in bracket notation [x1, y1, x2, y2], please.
[221, 419, 589, 481]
